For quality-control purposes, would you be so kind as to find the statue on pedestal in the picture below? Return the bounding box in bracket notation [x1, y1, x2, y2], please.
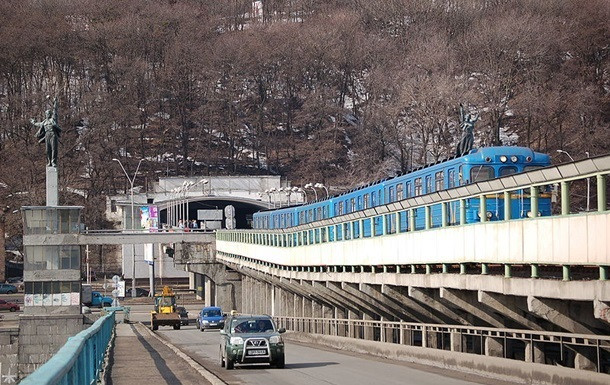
[31, 96, 61, 167]
[456, 104, 478, 157]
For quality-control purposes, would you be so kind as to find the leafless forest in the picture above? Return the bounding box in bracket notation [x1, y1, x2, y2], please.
[0, 0, 608, 240]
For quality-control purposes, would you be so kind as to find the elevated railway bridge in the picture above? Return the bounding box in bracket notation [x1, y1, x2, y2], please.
[19, 155, 610, 384]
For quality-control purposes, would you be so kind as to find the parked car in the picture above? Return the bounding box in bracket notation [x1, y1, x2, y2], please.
[196, 306, 225, 331]
[125, 288, 150, 297]
[176, 306, 189, 325]
[0, 299, 19, 312]
[0, 284, 18, 294]
[6, 277, 22, 284]
[220, 314, 286, 369]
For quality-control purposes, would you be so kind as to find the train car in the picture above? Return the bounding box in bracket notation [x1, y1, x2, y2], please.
[252, 146, 551, 231]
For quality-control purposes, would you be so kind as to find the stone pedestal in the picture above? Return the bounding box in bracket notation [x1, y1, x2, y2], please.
[46, 167, 58, 206]
[18, 314, 84, 377]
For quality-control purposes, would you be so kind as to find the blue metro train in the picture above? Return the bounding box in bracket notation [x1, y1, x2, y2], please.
[253, 146, 551, 233]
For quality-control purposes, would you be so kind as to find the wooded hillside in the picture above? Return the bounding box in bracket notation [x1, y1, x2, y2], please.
[0, 0, 608, 237]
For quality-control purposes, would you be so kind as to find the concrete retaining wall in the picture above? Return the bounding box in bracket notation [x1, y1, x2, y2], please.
[0, 328, 19, 383]
[284, 331, 609, 385]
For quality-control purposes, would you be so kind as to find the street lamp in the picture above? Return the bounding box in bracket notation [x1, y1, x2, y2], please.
[293, 187, 307, 203]
[304, 183, 318, 200]
[113, 158, 144, 298]
[556, 149, 575, 162]
[314, 183, 329, 198]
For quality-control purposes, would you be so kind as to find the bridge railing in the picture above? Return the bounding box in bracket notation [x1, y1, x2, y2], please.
[20, 312, 115, 385]
[275, 315, 610, 373]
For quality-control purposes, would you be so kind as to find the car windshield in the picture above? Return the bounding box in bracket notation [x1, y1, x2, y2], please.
[232, 319, 274, 333]
[203, 309, 221, 317]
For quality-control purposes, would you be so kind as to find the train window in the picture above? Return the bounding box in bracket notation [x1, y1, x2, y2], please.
[363, 194, 370, 209]
[287, 213, 292, 227]
[357, 196, 363, 210]
[426, 176, 432, 193]
[372, 192, 377, 206]
[388, 186, 395, 202]
[316, 207, 322, 220]
[406, 182, 412, 197]
[448, 169, 455, 188]
[414, 179, 422, 196]
[322, 206, 328, 219]
[338, 201, 344, 215]
[397, 184, 403, 200]
[308, 210, 313, 222]
[280, 214, 285, 228]
[378, 190, 383, 205]
[299, 211, 305, 224]
[435, 171, 444, 191]
[499, 166, 517, 176]
[350, 198, 356, 212]
[470, 166, 494, 182]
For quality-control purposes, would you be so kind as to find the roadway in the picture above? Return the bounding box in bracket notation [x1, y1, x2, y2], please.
[127, 305, 518, 385]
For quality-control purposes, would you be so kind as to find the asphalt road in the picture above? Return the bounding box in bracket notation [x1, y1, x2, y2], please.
[126, 305, 517, 385]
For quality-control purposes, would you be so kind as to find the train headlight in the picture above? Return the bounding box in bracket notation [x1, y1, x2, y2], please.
[510, 155, 518, 162]
[486, 211, 493, 219]
[525, 156, 532, 162]
[499, 155, 507, 163]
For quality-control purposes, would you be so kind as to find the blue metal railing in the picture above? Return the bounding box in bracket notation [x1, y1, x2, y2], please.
[20, 312, 115, 385]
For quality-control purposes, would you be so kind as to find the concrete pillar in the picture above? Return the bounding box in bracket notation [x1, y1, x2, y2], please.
[400, 325, 413, 346]
[348, 310, 360, 339]
[450, 331, 464, 352]
[504, 191, 511, 220]
[335, 307, 347, 337]
[524, 341, 545, 364]
[480, 195, 487, 222]
[530, 186, 539, 218]
[459, 199, 466, 225]
[561, 181, 570, 215]
[396, 211, 401, 233]
[598, 174, 607, 212]
[409, 209, 416, 231]
[441, 202, 448, 227]
[485, 337, 504, 357]
[424, 206, 431, 229]
[46, 166, 59, 206]
[382, 215, 387, 235]
[204, 275, 214, 307]
[573, 348, 597, 371]
[363, 313, 374, 341]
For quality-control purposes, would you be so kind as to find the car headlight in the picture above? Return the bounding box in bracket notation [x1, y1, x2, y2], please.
[229, 336, 244, 345]
[269, 335, 282, 344]
[202, 320, 209, 324]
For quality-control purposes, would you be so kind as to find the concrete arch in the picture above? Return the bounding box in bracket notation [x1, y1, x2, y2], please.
[158, 196, 269, 229]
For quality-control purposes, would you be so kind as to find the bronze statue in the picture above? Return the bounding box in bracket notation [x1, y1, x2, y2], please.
[456, 104, 478, 157]
[31, 96, 61, 167]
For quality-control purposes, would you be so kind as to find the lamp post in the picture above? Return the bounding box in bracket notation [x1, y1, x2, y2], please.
[304, 183, 317, 200]
[294, 187, 307, 203]
[314, 183, 329, 198]
[556, 149, 574, 162]
[113, 158, 144, 298]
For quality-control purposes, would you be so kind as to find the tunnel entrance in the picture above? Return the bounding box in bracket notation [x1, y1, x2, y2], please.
[160, 198, 265, 229]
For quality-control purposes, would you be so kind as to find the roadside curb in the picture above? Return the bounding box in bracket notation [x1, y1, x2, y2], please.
[138, 322, 227, 385]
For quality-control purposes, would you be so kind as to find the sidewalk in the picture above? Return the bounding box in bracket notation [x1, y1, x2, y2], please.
[107, 322, 214, 385]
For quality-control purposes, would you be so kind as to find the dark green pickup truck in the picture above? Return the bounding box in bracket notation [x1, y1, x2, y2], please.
[219, 314, 286, 369]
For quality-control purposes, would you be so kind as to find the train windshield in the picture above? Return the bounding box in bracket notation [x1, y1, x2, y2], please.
[470, 166, 494, 183]
[499, 166, 517, 176]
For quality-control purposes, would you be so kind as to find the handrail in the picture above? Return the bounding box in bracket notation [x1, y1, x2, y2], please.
[20, 312, 116, 385]
[274, 315, 610, 373]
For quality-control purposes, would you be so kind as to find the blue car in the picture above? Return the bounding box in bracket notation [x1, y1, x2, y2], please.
[196, 306, 225, 332]
[0, 284, 18, 294]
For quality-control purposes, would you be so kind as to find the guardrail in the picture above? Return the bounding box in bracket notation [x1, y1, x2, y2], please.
[274, 316, 610, 374]
[20, 312, 116, 385]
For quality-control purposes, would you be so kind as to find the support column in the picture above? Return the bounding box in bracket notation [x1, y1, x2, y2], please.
[409, 209, 416, 231]
[525, 341, 545, 364]
[441, 203, 448, 227]
[561, 181, 570, 215]
[530, 186, 539, 218]
[504, 191, 511, 220]
[424, 206, 431, 229]
[459, 199, 466, 225]
[450, 330, 464, 352]
[363, 313, 374, 341]
[485, 336, 504, 357]
[480, 195, 487, 222]
[598, 174, 607, 212]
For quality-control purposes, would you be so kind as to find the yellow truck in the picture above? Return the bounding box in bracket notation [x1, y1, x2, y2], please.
[150, 286, 181, 331]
